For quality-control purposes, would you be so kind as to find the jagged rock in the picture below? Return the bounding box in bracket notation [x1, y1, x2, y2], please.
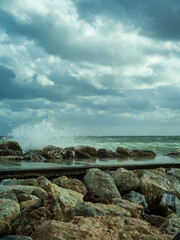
[75, 150, 91, 159]
[0, 141, 22, 156]
[18, 194, 39, 203]
[41, 145, 64, 159]
[84, 168, 121, 199]
[159, 217, 180, 235]
[116, 147, 156, 158]
[141, 213, 167, 228]
[0, 199, 20, 224]
[0, 220, 11, 238]
[36, 176, 83, 210]
[19, 178, 37, 186]
[122, 191, 148, 211]
[112, 168, 140, 194]
[75, 146, 97, 157]
[62, 149, 76, 159]
[159, 194, 180, 216]
[0, 185, 46, 200]
[68, 201, 131, 217]
[0, 179, 20, 186]
[139, 170, 180, 212]
[0, 236, 33, 240]
[31, 217, 173, 240]
[96, 148, 120, 158]
[166, 149, 180, 157]
[112, 198, 144, 218]
[167, 168, 180, 181]
[83, 191, 112, 204]
[52, 176, 87, 196]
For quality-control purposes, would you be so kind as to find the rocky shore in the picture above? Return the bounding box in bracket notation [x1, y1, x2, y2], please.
[0, 141, 180, 239]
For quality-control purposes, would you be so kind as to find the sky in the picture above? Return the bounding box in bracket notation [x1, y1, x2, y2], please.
[0, 0, 180, 136]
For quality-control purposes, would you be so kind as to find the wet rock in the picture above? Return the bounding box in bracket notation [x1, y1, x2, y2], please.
[41, 145, 64, 159]
[75, 146, 97, 157]
[166, 149, 180, 157]
[0, 220, 11, 238]
[84, 168, 121, 199]
[159, 217, 180, 235]
[62, 149, 76, 159]
[0, 199, 20, 224]
[159, 194, 180, 216]
[116, 147, 156, 158]
[0, 236, 33, 240]
[112, 168, 140, 194]
[75, 150, 91, 159]
[139, 170, 180, 212]
[112, 198, 144, 218]
[96, 148, 120, 158]
[122, 191, 148, 211]
[52, 176, 87, 196]
[0, 185, 46, 200]
[23, 151, 46, 162]
[68, 201, 131, 217]
[167, 168, 180, 181]
[0, 141, 22, 156]
[31, 217, 173, 240]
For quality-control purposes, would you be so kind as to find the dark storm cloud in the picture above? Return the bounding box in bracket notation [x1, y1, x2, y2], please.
[75, 0, 180, 41]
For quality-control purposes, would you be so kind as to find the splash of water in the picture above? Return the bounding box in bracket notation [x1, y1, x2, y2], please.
[8, 119, 78, 152]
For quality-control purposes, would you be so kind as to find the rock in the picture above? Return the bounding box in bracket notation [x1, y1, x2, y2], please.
[159, 194, 180, 216]
[166, 149, 180, 157]
[75, 150, 91, 159]
[112, 168, 140, 194]
[36, 176, 83, 210]
[0, 179, 20, 186]
[0, 185, 46, 200]
[172, 232, 180, 240]
[31, 217, 173, 240]
[139, 170, 180, 212]
[19, 178, 37, 186]
[0, 199, 20, 224]
[0, 220, 11, 238]
[167, 168, 180, 181]
[52, 176, 87, 196]
[20, 199, 40, 211]
[96, 148, 120, 158]
[62, 149, 76, 159]
[68, 201, 131, 217]
[0, 141, 22, 156]
[23, 151, 46, 162]
[116, 147, 156, 158]
[18, 194, 39, 203]
[14, 184, 64, 236]
[75, 146, 97, 157]
[122, 191, 148, 211]
[0, 235, 33, 240]
[112, 198, 144, 218]
[41, 145, 64, 159]
[159, 217, 180, 235]
[83, 191, 112, 204]
[142, 213, 167, 228]
[84, 168, 121, 199]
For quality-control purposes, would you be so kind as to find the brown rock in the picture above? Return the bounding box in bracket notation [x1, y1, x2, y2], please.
[0, 199, 20, 224]
[0, 141, 22, 156]
[116, 147, 156, 158]
[31, 216, 173, 240]
[96, 148, 120, 158]
[52, 176, 87, 196]
[159, 217, 180, 235]
[20, 199, 40, 211]
[112, 168, 140, 193]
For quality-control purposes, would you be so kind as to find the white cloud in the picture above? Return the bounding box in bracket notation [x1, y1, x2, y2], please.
[36, 75, 54, 87]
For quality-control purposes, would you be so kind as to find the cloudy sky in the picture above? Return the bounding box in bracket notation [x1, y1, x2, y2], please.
[0, 0, 180, 136]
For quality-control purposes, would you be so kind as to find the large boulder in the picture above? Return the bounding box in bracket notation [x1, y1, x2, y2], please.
[0, 199, 20, 224]
[116, 147, 156, 158]
[68, 201, 131, 217]
[31, 217, 173, 240]
[75, 146, 97, 157]
[139, 170, 180, 212]
[0, 141, 22, 156]
[84, 168, 121, 199]
[112, 168, 140, 194]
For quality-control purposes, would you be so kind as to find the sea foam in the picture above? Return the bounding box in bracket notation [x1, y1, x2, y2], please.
[8, 119, 78, 152]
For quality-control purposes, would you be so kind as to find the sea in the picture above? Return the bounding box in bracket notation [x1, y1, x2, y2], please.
[0, 120, 180, 170]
